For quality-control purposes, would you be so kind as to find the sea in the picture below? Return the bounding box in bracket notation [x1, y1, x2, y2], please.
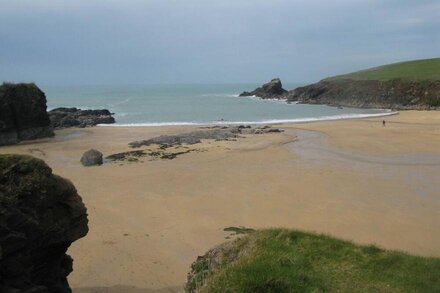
[42, 83, 394, 126]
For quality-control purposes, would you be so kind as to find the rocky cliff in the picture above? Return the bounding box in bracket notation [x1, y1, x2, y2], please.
[239, 78, 287, 99]
[287, 79, 440, 109]
[0, 154, 89, 292]
[0, 83, 54, 146]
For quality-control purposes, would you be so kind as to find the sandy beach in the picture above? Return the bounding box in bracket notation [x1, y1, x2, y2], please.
[1, 111, 439, 292]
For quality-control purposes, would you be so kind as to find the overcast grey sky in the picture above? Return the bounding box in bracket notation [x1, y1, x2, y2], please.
[0, 0, 439, 85]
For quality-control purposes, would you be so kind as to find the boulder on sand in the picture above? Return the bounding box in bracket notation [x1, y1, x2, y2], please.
[80, 149, 103, 166]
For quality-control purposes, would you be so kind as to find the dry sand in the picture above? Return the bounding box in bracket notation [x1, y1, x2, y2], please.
[1, 111, 439, 292]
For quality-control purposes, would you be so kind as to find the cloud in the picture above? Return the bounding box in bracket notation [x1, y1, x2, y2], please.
[0, 0, 438, 84]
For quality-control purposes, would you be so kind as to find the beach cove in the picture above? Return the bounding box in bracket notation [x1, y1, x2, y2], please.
[1, 111, 439, 292]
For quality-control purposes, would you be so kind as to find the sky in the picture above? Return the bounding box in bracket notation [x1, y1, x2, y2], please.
[0, 0, 439, 85]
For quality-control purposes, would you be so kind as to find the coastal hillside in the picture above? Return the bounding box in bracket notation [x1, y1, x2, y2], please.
[287, 58, 440, 109]
[186, 229, 440, 292]
[325, 58, 440, 81]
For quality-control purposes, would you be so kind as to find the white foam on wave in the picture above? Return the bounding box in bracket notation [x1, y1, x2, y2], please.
[47, 105, 93, 111]
[109, 97, 132, 107]
[242, 95, 289, 104]
[99, 111, 398, 127]
[201, 93, 239, 98]
[114, 112, 129, 117]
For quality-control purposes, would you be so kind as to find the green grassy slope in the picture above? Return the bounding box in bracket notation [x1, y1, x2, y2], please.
[189, 229, 440, 292]
[325, 58, 440, 81]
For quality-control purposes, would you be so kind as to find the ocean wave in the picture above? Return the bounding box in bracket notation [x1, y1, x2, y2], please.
[109, 97, 132, 107]
[99, 111, 398, 127]
[47, 105, 93, 111]
[200, 93, 239, 98]
[242, 95, 289, 104]
[114, 112, 129, 117]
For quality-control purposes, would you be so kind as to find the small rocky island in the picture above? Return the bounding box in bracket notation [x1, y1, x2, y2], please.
[239, 78, 288, 99]
[0, 154, 89, 292]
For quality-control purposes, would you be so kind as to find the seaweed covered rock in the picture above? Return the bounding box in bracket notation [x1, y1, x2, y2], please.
[0, 154, 89, 292]
[49, 107, 115, 129]
[0, 83, 54, 146]
[239, 78, 288, 99]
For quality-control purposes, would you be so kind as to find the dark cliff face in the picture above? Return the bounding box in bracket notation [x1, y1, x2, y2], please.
[287, 79, 440, 109]
[0, 154, 89, 292]
[0, 83, 54, 146]
[239, 78, 288, 99]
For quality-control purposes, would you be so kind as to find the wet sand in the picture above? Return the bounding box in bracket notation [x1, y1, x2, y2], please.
[1, 111, 439, 292]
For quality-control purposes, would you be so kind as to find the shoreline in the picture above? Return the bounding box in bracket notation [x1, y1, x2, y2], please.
[100, 110, 398, 127]
[0, 110, 439, 291]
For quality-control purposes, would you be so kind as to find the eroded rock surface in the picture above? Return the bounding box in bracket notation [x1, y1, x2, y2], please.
[80, 149, 103, 166]
[105, 126, 283, 163]
[288, 79, 440, 109]
[0, 83, 54, 146]
[186, 239, 250, 292]
[128, 125, 283, 148]
[49, 107, 115, 129]
[0, 154, 88, 292]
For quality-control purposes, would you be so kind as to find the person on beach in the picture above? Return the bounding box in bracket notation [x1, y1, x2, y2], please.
[383, 120, 386, 126]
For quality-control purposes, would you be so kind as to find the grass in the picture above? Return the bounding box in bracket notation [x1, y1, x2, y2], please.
[0, 154, 61, 209]
[191, 229, 440, 292]
[325, 58, 440, 81]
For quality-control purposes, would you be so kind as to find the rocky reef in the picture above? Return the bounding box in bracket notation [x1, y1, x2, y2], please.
[0, 83, 54, 146]
[0, 154, 88, 292]
[128, 125, 283, 148]
[287, 79, 440, 109]
[48, 107, 115, 129]
[106, 126, 283, 163]
[239, 78, 288, 99]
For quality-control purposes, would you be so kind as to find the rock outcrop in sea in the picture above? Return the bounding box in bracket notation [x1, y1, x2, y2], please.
[239, 78, 288, 99]
[49, 107, 115, 129]
[0, 83, 54, 146]
[0, 154, 89, 292]
[287, 79, 440, 110]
